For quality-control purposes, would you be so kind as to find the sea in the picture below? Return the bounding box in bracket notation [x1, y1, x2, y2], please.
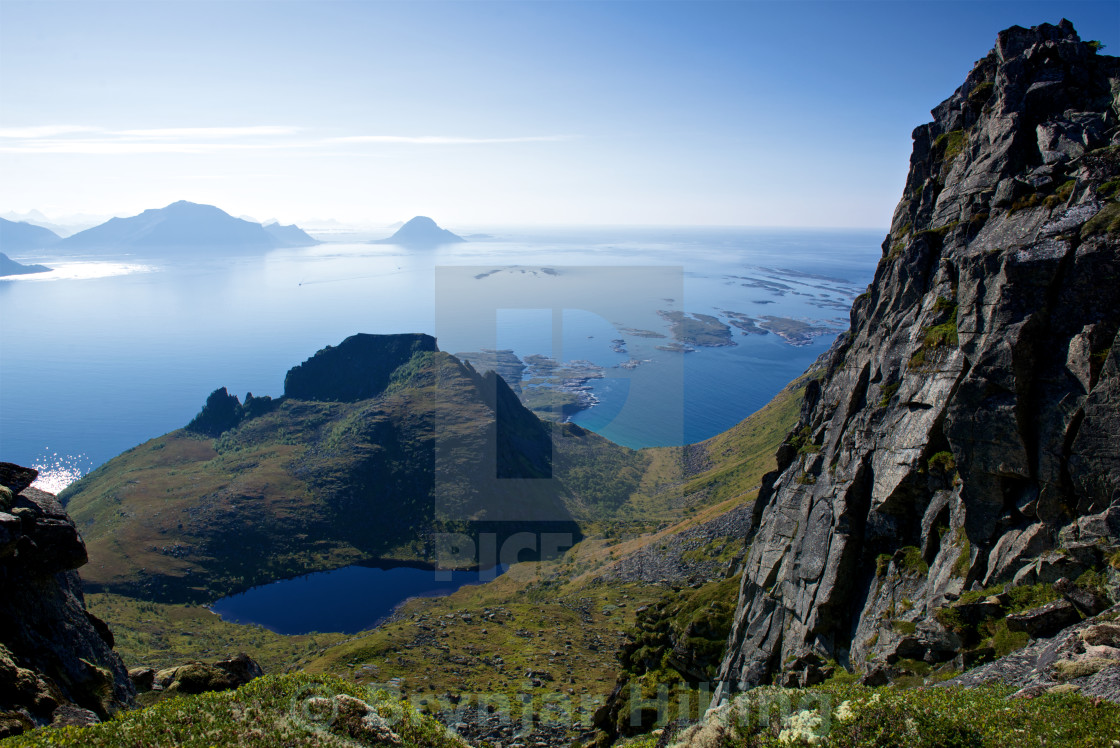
[0, 226, 885, 490]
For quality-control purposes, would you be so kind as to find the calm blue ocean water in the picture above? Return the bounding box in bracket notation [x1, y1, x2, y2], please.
[0, 226, 883, 485]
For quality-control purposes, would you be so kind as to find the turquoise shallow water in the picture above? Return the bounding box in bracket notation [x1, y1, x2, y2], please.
[0, 226, 883, 479]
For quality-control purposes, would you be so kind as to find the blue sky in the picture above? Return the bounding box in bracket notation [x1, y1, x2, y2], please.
[1, 1, 1117, 228]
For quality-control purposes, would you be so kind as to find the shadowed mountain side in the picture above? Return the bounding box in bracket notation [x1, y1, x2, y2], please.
[262, 221, 319, 247]
[370, 216, 465, 247]
[59, 201, 318, 251]
[0, 218, 61, 252]
[284, 333, 437, 401]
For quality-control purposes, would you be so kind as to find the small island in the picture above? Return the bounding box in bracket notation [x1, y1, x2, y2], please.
[719, 309, 843, 346]
[757, 315, 840, 346]
[616, 326, 666, 339]
[454, 349, 604, 421]
[720, 311, 769, 336]
[371, 216, 465, 247]
[657, 310, 735, 347]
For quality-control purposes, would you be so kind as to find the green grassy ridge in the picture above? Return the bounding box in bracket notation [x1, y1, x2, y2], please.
[63, 343, 802, 605]
[680, 378, 805, 505]
[652, 682, 1120, 747]
[0, 674, 468, 748]
[60, 351, 593, 602]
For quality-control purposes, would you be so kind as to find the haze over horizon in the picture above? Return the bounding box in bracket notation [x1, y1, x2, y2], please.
[1, 0, 1117, 229]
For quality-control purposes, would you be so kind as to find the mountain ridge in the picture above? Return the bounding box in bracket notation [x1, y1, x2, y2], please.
[0, 218, 61, 252]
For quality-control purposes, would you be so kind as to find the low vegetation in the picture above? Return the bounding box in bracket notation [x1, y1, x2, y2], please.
[876, 382, 899, 407]
[664, 683, 1120, 747]
[933, 129, 968, 170]
[85, 593, 347, 674]
[605, 576, 743, 736]
[1082, 202, 1120, 238]
[908, 300, 959, 370]
[0, 674, 468, 748]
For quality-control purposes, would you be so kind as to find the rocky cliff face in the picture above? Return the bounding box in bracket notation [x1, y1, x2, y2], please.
[0, 463, 134, 737]
[716, 21, 1120, 697]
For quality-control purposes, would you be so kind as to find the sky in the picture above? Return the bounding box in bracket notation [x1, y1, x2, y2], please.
[1, 0, 1117, 228]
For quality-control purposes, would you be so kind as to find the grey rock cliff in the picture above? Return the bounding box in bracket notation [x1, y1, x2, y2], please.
[0, 463, 135, 737]
[716, 21, 1120, 698]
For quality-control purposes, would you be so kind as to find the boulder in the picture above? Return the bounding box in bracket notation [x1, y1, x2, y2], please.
[0, 464, 37, 495]
[1006, 599, 1083, 638]
[128, 667, 155, 692]
[1054, 577, 1111, 616]
[153, 653, 263, 695]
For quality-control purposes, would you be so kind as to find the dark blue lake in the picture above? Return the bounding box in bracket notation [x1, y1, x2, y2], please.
[208, 564, 506, 635]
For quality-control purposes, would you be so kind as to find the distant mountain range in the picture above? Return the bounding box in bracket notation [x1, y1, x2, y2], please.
[60, 201, 319, 251]
[0, 251, 51, 277]
[0, 209, 108, 236]
[371, 216, 465, 247]
[0, 202, 319, 252]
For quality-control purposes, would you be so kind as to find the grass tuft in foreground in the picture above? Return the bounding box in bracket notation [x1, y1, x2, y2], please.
[665, 682, 1120, 747]
[0, 674, 468, 748]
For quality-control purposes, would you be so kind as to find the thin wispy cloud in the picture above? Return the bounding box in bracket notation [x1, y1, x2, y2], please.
[0, 140, 315, 155]
[115, 126, 302, 138]
[0, 125, 305, 154]
[0, 126, 576, 154]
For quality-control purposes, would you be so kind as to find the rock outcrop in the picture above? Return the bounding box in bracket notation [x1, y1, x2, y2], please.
[716, 21, 1120, 698]
[0, 463, 134, 737]
[140, 653, 264, 696]
[283, 333, 438, 401]
[938, 605, 1120, 703]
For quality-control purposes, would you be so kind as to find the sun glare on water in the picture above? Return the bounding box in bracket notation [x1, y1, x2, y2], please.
[30, 452, 92, 494]
[13, 262, 154, 282]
